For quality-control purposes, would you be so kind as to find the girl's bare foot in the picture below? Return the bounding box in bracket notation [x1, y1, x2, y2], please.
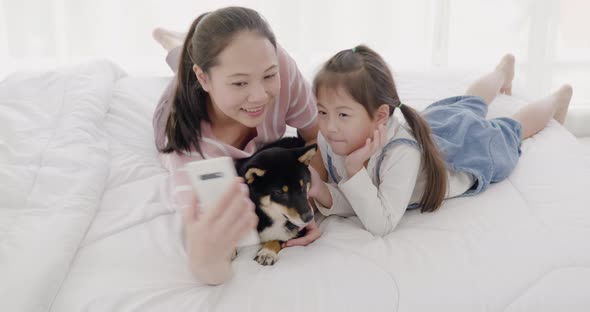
[496, 54, 515, 95]
[553, 84, 573, 124]
[152, 27, 187, 52]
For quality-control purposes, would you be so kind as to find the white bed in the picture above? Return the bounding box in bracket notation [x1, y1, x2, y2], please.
[1, 60, 589, 312]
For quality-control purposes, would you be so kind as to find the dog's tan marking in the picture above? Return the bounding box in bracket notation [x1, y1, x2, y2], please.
[282, 185, 288, 193]
[307, 182, 311, 192]
[260, 196, 296, 221]
[245, 168, 266, 184]
[259, 197, 299, 242]
[254, 240, 282, 265]
[299, 179, 304, 187]
[263, 240, 282, 254]
[298, 148, 317, 166]
[286, 206, 300, 220]
[260, 195, 271, 206]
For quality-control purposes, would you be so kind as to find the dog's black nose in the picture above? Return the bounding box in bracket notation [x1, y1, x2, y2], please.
[301, 211, 313, 223]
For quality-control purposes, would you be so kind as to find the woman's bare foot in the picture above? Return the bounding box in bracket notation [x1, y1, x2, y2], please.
[553, 84, 573, 124]
[496, 54, 515, 95]
[152, 27, 187, 52]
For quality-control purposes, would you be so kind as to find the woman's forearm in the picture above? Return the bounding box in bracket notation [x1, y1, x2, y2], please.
[189, 257, 233, 286]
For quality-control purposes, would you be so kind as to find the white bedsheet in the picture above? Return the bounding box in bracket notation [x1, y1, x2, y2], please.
[2, 62, 589, 312]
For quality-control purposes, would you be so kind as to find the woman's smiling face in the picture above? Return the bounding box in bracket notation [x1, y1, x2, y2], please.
[196, 31, 280, 128]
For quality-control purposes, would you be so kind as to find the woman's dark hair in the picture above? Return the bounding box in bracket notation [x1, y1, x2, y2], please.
[160, 6, 277, 156]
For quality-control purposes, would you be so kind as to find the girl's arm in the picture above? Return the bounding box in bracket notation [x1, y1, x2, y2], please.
[338, 146, 422, 236]
[313, 182, 356, 217]
[309, 134, 356, 217]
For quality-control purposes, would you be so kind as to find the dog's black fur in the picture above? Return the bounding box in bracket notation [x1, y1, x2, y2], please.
[235, 137, 317, 265]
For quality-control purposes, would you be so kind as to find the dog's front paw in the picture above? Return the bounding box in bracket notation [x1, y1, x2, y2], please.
[254, 247, 279, 266]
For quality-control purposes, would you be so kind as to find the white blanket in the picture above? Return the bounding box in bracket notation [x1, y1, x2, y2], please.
[1, 62, 589, 312]
[0, 61, 125, 311]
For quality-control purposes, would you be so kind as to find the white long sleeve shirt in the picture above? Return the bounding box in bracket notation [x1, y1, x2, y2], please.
[315, 117, 475, 236]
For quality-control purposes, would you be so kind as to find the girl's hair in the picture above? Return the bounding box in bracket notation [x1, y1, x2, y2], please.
[313, 45, 448, 212]
[160, 6, 277, 156]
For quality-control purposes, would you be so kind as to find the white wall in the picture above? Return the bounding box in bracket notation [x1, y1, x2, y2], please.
[1, 0, 588, 113]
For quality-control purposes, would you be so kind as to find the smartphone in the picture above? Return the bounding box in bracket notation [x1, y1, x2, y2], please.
[186, 157, 260, 247]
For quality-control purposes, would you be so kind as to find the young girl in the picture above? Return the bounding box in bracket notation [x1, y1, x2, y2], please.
[309, 45, 573, 236]
[152, 7, 322, 285]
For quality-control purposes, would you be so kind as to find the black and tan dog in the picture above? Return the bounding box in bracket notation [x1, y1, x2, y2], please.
[235, 137, 317, 265]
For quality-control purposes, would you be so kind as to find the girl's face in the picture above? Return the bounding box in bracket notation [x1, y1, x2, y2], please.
[195, 31, 280, 128]
[317, 87, 381, 156]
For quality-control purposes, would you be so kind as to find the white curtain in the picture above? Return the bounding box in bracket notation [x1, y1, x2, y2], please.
[1, 0, 588, 114]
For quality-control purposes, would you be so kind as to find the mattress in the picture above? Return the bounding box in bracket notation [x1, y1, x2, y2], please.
[1, 61, 589, 312]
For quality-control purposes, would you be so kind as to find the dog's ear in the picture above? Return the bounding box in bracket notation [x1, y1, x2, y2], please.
[295, 144, 317, 166]
[245, 167, 266, 184]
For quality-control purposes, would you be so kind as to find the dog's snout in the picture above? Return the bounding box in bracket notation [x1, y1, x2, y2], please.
[301, 211, 313, 223]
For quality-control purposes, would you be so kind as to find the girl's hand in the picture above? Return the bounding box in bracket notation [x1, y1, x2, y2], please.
[307, 166, 332, 208]
[344, 123, 387, 177]
[307, 166, 324, 200]
[184, 178, 258, 284]
[282, 219, 321, 248]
